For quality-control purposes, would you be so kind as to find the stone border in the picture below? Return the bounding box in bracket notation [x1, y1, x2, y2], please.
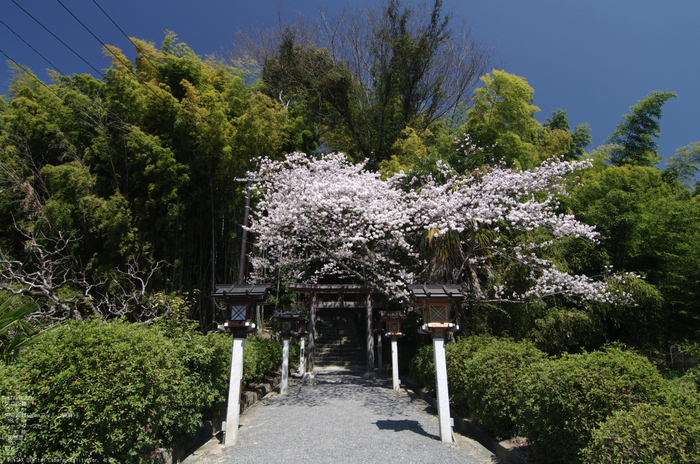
[151, 374, 281, 464]
[400, 376, 527, 464]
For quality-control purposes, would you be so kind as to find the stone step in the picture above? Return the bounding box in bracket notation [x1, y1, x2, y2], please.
[315, 339, 361, 346]
[314, 348, 365, 356]
[314, 359, 366, 367]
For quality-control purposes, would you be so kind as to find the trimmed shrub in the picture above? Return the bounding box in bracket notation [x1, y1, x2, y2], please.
[445, 335, 495, 416]
[243, 335, 283, 384]
[460, 339, 546, 439]
[582, 401, 700, 463]
[409, 344, 435, 390]
[168, 330, 232, 419]
[409, 335, 493, 393]
[582, 379, 700, 463]
[515, 346, 668, 464]
[10, 319, 207, 463]
[0, 363, 27, 461]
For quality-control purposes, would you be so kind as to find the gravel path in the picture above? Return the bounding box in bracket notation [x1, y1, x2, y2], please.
[185, 372, 501, 464]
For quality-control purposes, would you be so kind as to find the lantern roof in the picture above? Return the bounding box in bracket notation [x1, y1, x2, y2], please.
[287, 283, 374, 294]
[409, 284, 464, 300]
[379, 310, 407, 320]
[273, 309, 304, 319]
[212, 284, 270, 302]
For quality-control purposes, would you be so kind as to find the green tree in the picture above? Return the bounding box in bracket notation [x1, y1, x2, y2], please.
[251, 0, 491, 168]
[568, 157, 700, 344]
[665, 141, 700, 185]
[0, 32, 299, 327]
[607, 90, 677, 167]
[461, 70, 542, 169]
[543, 109, 591, 159]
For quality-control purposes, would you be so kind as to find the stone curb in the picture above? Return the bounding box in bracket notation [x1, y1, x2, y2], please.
[400, 375, 528, 464]
[152, 373, 281, 464]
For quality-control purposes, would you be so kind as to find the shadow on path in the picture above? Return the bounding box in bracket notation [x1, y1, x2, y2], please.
[374, 418, 437, 439]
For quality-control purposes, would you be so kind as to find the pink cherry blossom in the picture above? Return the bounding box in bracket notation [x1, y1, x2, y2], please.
[247, 151, 630, 305]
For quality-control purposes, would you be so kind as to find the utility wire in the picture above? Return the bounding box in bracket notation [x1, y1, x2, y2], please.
[90, 0, 161, 72]
[10, 0, 104, 78]
[0, 17, 65, 76]
[55, 0, 167, 104]
[0, 48, 62, 99]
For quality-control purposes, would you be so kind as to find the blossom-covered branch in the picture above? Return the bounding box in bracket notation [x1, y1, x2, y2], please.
[247, 151, 630, 306]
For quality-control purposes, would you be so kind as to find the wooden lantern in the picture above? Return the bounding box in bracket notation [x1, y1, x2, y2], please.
[380, 310, 406, 338]
[296, 318, 308, 336]
[409, 284, 464, 335]
[212, 284, 270, 335]
[275, 310, 303, 337]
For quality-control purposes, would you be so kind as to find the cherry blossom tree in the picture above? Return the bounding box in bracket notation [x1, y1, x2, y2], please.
[247, 152, 418, 299]
[246, 151, 632, 305]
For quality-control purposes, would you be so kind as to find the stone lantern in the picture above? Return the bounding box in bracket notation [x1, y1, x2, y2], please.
[212, 284, 270, 446]
[380, 310, 406, 390]
[274, 310, 304, 394]
[410, 284, 464, 443]
[213, 284, 270, 336]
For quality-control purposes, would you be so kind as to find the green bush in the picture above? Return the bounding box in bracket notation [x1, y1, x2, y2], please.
[7, 319, 215, 463]
[515, 346, 668, 464]
[243, 335, 283, 384]
[581, 379, 700, 463]
[168, 330, 232, 419]
[445, 335, 495, 415]
[409, 344, 435, 390]
[0, 363, 27, 461]
[408, 335, 493, 394]
[460, 339, 546, 439]
[582, 389, 700, 464]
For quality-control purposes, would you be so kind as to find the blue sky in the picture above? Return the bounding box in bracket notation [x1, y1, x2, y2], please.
[2, 0, 698, 165]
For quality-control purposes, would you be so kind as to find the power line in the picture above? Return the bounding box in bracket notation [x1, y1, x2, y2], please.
[0, 48, 62, 99]
[10, 0, 104, 78]
[90, 0, 161, 73]
[0, 17, 65, 76]
[54, 0, 167, 104]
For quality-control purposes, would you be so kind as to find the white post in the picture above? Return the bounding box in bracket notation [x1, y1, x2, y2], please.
[365, 293, 374, 376]
[377, 334, 383, 374]
[281, 337, 290, 395]
[225, 337, 246, 446]
[299, 337, 306, 376]
[391, 338, 400, 391]
[432, 335, 453, 443]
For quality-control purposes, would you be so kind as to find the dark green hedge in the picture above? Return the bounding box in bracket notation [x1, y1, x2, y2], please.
[460, 338, 546, 439]
[582, 380, 700, 463]
[0, 320, 282, 463]
[243, 335, 283, 384]
[408, 338, 699, 463]
[515, 346, 668, 464]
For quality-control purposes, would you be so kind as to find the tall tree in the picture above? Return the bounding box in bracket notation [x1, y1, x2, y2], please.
[461, 70, 542, 169]
[606, 90, 677, 167]
[543, 109, 592, 160]
[238, 0, 491, 168]
[247, 152, 632, 310]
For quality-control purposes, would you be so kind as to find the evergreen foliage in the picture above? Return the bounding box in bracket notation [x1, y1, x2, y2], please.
[0, 320, 281, 463]
[607, 90, 677, 167]
[514, 346, 668, 464]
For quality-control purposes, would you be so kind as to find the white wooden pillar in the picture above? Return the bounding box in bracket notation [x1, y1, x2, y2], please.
[224, 337, 245, 446]
[298, 337, 306, 376]
[365, 293, 374, 375]
[432, 335, 453, 443]
[307, 293, 316, 374]
[281, 337, 290, 394]
[391, 338, 400, 391]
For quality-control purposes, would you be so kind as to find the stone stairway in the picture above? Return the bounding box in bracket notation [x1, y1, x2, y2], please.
[314, 310, 366, 369]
